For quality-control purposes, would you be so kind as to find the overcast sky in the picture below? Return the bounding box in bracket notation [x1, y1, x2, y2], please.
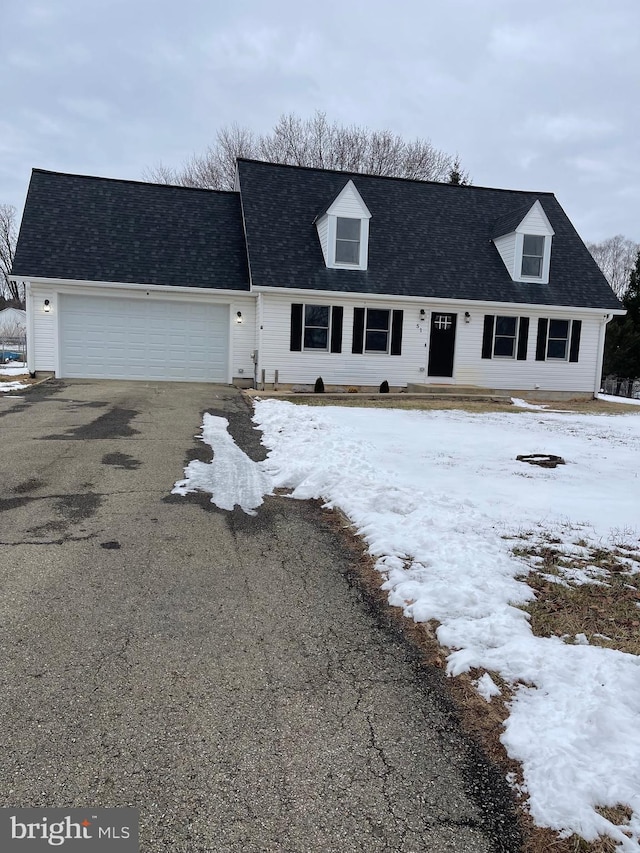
[2, 0, 639, 242]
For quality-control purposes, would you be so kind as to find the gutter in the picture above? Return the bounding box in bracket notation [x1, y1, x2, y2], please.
[594, 313, 614, 396]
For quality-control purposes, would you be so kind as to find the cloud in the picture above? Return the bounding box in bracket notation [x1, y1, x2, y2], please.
[60, 97, 114, 123]
[565, 156, 617, 183]
[519, 114, 617, 144]
[6, 49, 42, 71]
[201, 23, 321, 75]
[20, 110, 66, 137]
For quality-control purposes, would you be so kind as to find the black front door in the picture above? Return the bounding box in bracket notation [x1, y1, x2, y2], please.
[427, 312, 457, 377]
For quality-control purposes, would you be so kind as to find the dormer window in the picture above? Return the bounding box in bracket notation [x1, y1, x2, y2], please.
[521, 235, 545, 278]
[492, 200, 554, 284]
[315, 179, 371, 270]
[335, 218, 361, 264]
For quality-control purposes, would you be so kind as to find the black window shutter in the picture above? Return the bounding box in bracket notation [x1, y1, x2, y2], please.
[390, 310, 403, 355]
[517, 317, 529, 361]
[569, 320, 582, 362]
[352, 307, 365, 354]
[290, 304, 303, 351]
[330, 306, 343, 353]
[536, 318, 548, 361]
[481, 315, 495, 359]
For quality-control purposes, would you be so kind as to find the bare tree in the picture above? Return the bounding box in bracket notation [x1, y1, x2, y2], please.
[0, 204, 23, 304]
[144, 111, 466, 190]
[586, 235, 639, 299]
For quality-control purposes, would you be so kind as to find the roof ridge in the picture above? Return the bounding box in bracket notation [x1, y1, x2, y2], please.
[30, 168, 238, 196]
[236, 158, 557, 197]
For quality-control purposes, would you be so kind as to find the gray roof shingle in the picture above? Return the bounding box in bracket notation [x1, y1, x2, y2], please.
[237, 159, 621, 310]
[12, 170, 249, 290]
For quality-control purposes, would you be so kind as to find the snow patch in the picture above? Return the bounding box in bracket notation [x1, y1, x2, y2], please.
[474, 672, 502, 702]
[253, 400, 640, 849]
[172, 414, 273, 515]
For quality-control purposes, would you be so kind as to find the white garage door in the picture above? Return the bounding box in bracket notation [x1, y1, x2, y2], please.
[59, 294, 230, 382]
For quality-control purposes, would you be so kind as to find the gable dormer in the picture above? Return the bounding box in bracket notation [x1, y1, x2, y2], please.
[493, 199, 555, 284]
[315, 180, 371, 270]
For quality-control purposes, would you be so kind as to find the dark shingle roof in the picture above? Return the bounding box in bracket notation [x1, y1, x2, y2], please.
[491, 203, 540, 239]
[12, 170, 249, 290]
[237, 159, 621, 310]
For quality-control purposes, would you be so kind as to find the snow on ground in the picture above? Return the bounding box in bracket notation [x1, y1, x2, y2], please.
[0, 361, 27, 376]
[598, 393, 640, 406]
[173, 413, 272, 514]
[0, 362, 29, 392]
[252, 401, 640, 850]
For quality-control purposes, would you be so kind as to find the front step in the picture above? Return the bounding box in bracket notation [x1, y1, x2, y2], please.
[406, 383, 500, 395]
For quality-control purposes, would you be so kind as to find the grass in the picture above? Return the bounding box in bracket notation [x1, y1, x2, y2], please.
[252, 393, 640, 416]
[514, 540, 640, 657]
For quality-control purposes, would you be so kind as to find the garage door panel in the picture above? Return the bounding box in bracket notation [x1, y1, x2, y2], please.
[59, 294, 229, 382]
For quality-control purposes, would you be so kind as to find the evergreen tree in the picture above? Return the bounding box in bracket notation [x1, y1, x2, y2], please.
[603, 250, 640, 381]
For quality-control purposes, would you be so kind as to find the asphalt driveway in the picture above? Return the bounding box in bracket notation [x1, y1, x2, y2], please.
[0, 380, 520, 852]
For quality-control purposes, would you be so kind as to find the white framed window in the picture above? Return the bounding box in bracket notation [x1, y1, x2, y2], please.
[433, 314, 453, 331]
[535, 318, 582, 363]
[303, 304, 330, 350]
[493, 316, 519, 358]
[546, 319, 570, 360]
[521, 235, 545, 278]
[352, 307, 403, 356]
[335, 218, 361, 265]
[365, 308, 390, 353]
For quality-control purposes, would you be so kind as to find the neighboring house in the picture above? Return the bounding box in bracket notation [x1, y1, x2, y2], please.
[10, 160, 623, 395]
[0, 308, 27, 358]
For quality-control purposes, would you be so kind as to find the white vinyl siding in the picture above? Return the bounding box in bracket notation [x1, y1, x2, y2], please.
[494, 200, 554, 284]
[28, 282, 257, 383]
[519, 202, 552, 235]
[320, 180, 372, 270]
[329, 190, 368, 218]
[455, 311, 601, 392]
[258, 294, 603, 392]
[316, 216, 329, 264]
[494, 234, 516, 279]
[258, 294, 422, 387]
[30, 284, 57, 371]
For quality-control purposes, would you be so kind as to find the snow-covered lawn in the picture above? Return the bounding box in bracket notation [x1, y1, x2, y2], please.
[176, 401, 640, 850]
[0, 361, 30, 392]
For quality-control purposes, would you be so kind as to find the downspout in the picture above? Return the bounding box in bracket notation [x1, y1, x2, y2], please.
[25, 281, 35, 377]
[594, 313, 613, 397]
[254, 292, 263, 389]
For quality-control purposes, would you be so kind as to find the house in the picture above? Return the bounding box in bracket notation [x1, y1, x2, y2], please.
[10, 159, 623, 396]
[0, 308, 27, 360]
[0, 307, 27, 338]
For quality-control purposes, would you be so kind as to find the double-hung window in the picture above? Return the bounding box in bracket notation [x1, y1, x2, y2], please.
[482, 315, 529, 361]
[521, 235, 545, 278]
[365, 309, 390, 353]
[546, 319, 570, 359]
[303, 305, 330, 350]
[289, 304, 344, 353]
[335, 218, 361, 265]
[493, 316, 519, 358]
[535, 318, 582, 362]
[352, 307, 403, 355]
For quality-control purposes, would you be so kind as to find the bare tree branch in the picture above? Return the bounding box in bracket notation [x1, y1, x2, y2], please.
[587, 235, 640, 299]
[144, 111, 466, 189]
[0, 204, 23, 304]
